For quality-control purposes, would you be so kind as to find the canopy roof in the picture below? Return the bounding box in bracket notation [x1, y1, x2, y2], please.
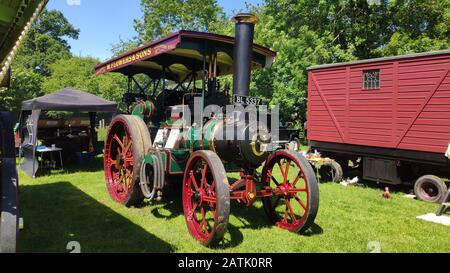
[22, 88, 117, 112]
[95, 31, 277, 82]
[0, 0, 48, 64]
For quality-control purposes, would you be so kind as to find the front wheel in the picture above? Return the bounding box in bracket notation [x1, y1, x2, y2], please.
[182, 151, 230, 246]
[262, 150, 319, 233]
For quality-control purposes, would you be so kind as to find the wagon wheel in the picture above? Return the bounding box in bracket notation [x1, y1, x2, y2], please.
[262, 150, 319, 233]
[104, 115, 151, 207]
[414, 175, 448, 204]
[319, 160, 343, 183]
[183, 151, 230, 246]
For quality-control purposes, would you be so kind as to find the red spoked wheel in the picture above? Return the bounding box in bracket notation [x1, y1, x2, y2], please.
[183, 151, 230, 246]
[104, 115, 151, 207]
[262, 150, 319, 233]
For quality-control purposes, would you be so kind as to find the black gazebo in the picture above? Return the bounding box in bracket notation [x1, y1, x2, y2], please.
[19, 88, 117, 178]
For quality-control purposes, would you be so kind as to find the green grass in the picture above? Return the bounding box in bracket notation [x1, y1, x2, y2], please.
[97, 126, 107, 142]
[17, 156, 450, 253]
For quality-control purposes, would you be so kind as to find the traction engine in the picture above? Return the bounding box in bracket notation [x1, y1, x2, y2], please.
[99, 14, 319, 246]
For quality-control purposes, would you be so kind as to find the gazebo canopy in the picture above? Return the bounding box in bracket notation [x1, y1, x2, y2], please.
[22, 88, 117, 113]
[19, 88, 117, 178]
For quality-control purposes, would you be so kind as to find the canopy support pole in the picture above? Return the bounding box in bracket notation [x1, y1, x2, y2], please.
[89, 112, 97, 153]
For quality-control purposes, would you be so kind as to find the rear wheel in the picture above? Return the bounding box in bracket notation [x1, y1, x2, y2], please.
[104, 115, 150, 207]
[414, 175, 447, 204]
[182, 151, 230, 246]
[262, 150, 319, 233]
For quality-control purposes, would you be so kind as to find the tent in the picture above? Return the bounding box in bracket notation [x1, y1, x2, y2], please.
[19, 88, 117, 178]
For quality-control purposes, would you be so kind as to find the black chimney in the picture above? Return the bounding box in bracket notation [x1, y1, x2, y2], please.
[232, 13, 258, 98]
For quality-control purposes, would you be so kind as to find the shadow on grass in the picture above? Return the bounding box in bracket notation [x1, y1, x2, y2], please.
[36, 156, 105, 177]
[148, 178, 323, 249]
[323, 168, 416, 196]
[302, 223, 324, 237]
[18, 182, 174, 253]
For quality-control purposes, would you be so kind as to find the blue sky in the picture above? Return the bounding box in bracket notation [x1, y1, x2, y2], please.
[46, 0, 263, 61]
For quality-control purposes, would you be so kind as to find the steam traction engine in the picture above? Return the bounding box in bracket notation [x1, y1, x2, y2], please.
[95, 14, 319, 246]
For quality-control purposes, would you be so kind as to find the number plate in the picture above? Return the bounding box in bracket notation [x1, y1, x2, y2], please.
[233, 95, 262, 106]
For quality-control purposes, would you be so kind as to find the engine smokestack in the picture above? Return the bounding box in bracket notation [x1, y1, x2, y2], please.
[232, 13, 258, 98]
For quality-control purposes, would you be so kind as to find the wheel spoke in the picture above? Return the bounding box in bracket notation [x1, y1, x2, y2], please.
[113, 134, 124, 148]
[202, 195, 217, 203]
[267, 170, 280, 186]
[106, 158, 117, 168]
[125, 156, 134, 166]
[189, 172, 200, 192]
[295, 196, 307, 211]
[200, 207, 209, 234]
[125, 167, 133, 185]
[189, 203, 198, 219]
[200, 164, 207, 189]
[286, 199, 297, 223]
[123, 140, 133, 155]
[277, 161, 285, 178]
[289, 188, 307, 193]
[283, 201, 289, 223]
[115, 172, 125, 190]
[284, 160, 290, 183]
[292, 171, 302, 186]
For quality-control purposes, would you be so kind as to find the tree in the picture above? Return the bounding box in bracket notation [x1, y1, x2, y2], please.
[133, 0, 228, 45]
[0, 9, 80, 115]
[107, 0, 450, 124]
[42, 57, 128, 113]
[380, 0, 450, 56]
[15, 9, 80, 76]
[256, 0, 450, 122]
[0, 67, 43, 116]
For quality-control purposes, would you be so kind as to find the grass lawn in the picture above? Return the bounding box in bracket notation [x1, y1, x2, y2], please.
[17, 156, 449, 253]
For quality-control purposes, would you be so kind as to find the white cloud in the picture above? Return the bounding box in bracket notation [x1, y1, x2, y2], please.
[67, 0, 81, 6]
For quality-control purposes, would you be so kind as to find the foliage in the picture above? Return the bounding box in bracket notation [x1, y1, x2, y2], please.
[109, 0, 450, 122]
[0, 67, 43, 114]
[111, 0, 231, 54]
[15, 9, 80, 76]
[2, 1, 450, 123]
[0, 9, 80, 116]
[133, 0, 228, 45]
[42, 57, 128, 114]
[253, 0, 450, 122]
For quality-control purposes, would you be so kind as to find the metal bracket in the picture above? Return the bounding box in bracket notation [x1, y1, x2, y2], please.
[445, 142, 450, 159]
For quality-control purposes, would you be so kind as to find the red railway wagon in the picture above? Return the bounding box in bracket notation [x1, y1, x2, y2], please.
[307, 50, 450, 203]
